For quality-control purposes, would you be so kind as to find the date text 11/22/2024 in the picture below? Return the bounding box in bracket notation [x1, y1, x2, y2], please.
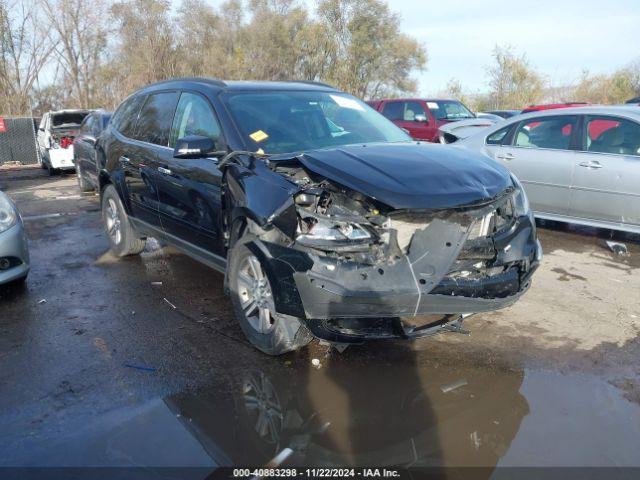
[232, 468, 401, 478]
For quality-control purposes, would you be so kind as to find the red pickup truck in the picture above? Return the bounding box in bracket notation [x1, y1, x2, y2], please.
[367, 98, 476, 142]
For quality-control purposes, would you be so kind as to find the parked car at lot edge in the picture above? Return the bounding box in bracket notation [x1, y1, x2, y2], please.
[98, 78, 541, 355]
[438, 116, 501, 144]
[0, 190, 29, 286]
[485, 110, 521, 119]
[476, 112, 505, 122]
[520, 102, 589, 114]
[626, 96, 640, 104]
[457, 106, 640, 234]
[37, 109, 91, 175]
[367, 98, 476, 142]
[74, 109, 112, 192]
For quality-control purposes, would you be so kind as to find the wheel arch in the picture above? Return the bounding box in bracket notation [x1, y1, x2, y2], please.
[99, 170, 132, 215]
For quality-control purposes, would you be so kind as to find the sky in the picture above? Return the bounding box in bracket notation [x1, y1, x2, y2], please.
[202, 0, 640, 96]
[394, 0, 640, 95]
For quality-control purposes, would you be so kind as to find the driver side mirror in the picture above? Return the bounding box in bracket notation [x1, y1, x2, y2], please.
[414, 114, 428, 123]
[173, 135, 216, 159]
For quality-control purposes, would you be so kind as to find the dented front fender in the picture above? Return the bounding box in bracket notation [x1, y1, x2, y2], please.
[224, 159, 299, 238]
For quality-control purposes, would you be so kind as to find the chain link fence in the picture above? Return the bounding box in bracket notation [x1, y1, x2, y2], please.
[0, 117, 41, 166]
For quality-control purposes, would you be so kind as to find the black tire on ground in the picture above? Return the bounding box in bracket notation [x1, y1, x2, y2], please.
[12, 274, 28, 286]
[228, 234, 312, 355]
[101, 184, 146, 257]
[76, 164, 93, 192]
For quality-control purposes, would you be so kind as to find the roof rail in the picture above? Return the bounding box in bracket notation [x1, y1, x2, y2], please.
[289, 80, 336, 89]
[147, 77, 227, 88]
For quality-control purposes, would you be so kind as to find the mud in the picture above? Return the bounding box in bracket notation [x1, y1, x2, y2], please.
[1, 168, 639, 470]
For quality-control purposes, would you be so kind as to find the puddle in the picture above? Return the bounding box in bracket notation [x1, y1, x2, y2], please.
[4, 347, 639, 468]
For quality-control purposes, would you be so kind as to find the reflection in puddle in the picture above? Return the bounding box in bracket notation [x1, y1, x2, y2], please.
[165, 345, 528, 469]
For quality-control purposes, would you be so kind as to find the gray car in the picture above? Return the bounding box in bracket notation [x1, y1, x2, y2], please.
[0, 191, 29, 285]
[457, 106, 640, 234]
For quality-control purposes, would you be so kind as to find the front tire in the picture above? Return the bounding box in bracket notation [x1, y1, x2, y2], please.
[101, 185, 146, 257]
[228, 235, 312, 355]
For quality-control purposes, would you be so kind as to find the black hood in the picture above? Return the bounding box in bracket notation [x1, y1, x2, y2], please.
[294, 143, 512, 209]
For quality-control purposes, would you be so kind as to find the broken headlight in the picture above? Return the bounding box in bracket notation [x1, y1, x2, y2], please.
[511, 174, 530, 217]
[296, 216, 371, 247]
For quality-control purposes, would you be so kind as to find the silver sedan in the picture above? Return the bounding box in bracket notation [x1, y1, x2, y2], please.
[0, 190, 29, 285]
[457, 106, 640, 234]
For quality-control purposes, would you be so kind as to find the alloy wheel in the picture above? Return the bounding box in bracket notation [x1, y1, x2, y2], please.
[105, 198, 122, 245]
[236, 254, 276, 334]
[242, 372, 284, 444]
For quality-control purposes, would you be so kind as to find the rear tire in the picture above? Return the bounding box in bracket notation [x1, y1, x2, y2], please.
[228, 234, 312, 355]
[101, 184, 146, 257]
[76, 164, 93, 192]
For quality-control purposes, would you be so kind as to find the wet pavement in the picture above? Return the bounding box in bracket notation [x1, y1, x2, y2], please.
[1, 167, 639, 473]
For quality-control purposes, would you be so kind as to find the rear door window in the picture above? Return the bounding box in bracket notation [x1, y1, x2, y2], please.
[584, 116, 640, 156]
[381, 101, 426, 121]
[381, 102, 404, 121]
[514, 116, 578, 150]
[134, 91, 180, 146]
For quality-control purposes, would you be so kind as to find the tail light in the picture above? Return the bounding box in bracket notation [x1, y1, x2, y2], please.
[60, 137, 73, 149]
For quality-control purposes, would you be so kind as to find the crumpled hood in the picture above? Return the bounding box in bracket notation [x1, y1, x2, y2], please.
[296, 142, 512, 209]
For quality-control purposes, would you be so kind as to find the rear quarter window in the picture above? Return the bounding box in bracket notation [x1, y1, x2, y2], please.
[111, 95, 146, 138]
[486, 125, 512, 145]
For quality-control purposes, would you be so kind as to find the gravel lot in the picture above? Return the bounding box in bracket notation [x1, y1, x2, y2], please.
[1, 166, 639, 471]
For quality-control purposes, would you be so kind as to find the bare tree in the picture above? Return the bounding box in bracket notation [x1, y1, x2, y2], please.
[0, 0, 53, 115]
[572, 68, 636, 104]
[487, 45, 544, 109]
[623, 58, 640, 98]
[316, 0, 427, 99]
[40, 0, 109, 108]
[110, 0, 179, 93]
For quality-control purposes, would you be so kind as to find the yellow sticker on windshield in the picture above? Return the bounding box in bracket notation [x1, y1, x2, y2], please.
[250, 130, 269, 143]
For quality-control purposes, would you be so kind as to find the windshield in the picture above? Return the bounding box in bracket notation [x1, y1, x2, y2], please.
[223, 91, 411, 154]
[51, 112, 89, 128]
[431, 101, 475, 120]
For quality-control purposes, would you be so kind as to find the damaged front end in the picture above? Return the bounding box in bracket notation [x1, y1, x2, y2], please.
[233, 154, 542, 344]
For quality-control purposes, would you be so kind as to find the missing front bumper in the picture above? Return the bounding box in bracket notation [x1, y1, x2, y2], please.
[248, 211, 541, 339]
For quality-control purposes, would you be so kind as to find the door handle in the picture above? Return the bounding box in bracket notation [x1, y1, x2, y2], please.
[157, 166, 172, 175]
[578, 161, 603, 169]
[496, 153, 515, 160]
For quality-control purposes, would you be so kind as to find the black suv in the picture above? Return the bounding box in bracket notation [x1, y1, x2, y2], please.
[98, 78, 541, 355]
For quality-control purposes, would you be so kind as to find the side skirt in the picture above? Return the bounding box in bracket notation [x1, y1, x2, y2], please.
[534, 211, 640, 235]
[129, 217, 228, 274]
